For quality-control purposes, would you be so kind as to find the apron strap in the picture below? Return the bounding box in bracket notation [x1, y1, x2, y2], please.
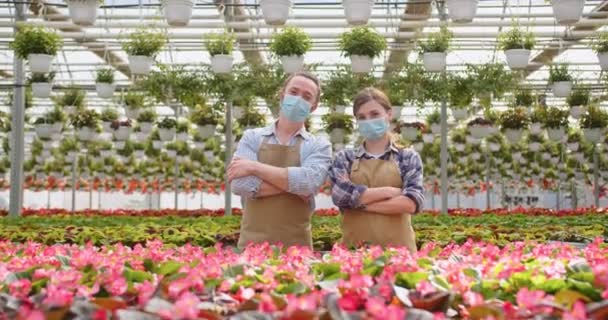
[352, 159, 360, 172]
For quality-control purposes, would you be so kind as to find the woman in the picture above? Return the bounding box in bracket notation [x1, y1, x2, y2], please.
[328, 87, 424, 253]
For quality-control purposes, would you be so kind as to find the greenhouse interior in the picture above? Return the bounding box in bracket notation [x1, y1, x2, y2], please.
[1, 0, 608, 319]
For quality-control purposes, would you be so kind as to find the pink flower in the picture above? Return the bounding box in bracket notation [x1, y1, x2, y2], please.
[338, 290, 365, 311]
[416, 280, 436, 297]
[463, 291, 484, 306]
[173, 292, 200, 320]
[135, 281, 156, 306]
[9, 279, 31, 299]
[43, 285, 74, 307]
[516, 287, 545, 309]
[365, 296, 386, 319]
[258, 293, 278, 313]
[18, 305, 45, 320]
[238, 287, 255, 301]
[285, 292, 319, 315]
[105, 275, 127, 296]
[563, 301, 587, 320]
[76, 282, 100, 298]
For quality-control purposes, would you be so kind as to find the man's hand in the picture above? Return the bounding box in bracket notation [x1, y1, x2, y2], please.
[227, 157, 258, 182]
[381, 186, 403, 198]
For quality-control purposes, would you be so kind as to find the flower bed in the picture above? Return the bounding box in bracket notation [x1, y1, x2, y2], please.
[1, 240, 608, 319]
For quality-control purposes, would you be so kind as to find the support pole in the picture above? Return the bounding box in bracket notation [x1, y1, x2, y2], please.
[556, 183, 561, 210]
[571, 180, 577, 209]
[485, 149, 491, 210]
[594, 146, 600, 207]
[174, 160, 179, 210]
[71, 160, 76, 213]
[9, 2, 26, 217]
[438, 3, 448, 215]
[225, 101, 233, 216]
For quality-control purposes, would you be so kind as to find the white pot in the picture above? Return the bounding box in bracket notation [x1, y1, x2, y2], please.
[343, 0, 375, 25]
[95, 83, 115, 99]
[134, 150, 145, 158]
[176, 132, 189, 142]
[31, 82, 52, 98]
[197, 124, 216, 139]
[551, 0, 585, 25]
[466, 135, 481, 144]
[413, 142, 424, 152]
[166, 150, 177, 158]
[260, 0, 292, 25]
[454, 143, 466, 152]
[471, 152, 481, 160]
[280, 55, 304, 73]
[350, 55, 373, 73]
[568, 142, 579, 152]
[232, 106, 244, 120]
[335, 106, 347, 113]
[162, 0, 194, 26]
[102, 121, 113, 132]
[139, 122, 154, 134]
[552, 81, 572, 97]
[64, 105, 77, 115]
[159, 128, 176, 142]
[152, 140, 164, 149]
[194, 141, 205, 149]
[134, 131, 147, 142]
[451, 108, 468, 121]
[210, 54, 234, 74]
[67, 0, 98, 26]
[422, 133, 434, 143]
[546, 127, 566, 141]
[76, 127, 94, 141]
[529, 122, 542, 135]
[125, 107, 140, 119]
[469, 124, 490, 139]
[504, 49, 531, 70]
[504, 129, 524, 144]
[204, 150, 215, 162]
[401, 127, 418, 140]
[598, 52, 608, 71]
[430, 123, 441, 135]
[422, 52, 447, 72]
[570, 106, 585, 119]
[128, 55, 154, 75]
[488, 142, 500, 152]
[28, 54, 54, 74]
[529, 142, 541, 152]
[114, 141, 126, 149]
[391, 106, 403, 120]
[42, 140, 55, 150]
[113, 126, 131, 141]
[99, 150, 111, 158]
[329, 128, 346, 144]
[35, 124, 54, 139]
[583, 128, 603, 144]
[446, 0, 478, 23]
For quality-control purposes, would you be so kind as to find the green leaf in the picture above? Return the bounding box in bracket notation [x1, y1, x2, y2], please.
[430, 275, 451, 291]
[417, 258, 433, 269]
[566, 279, 602, 301]
[312, 262, 342, 280]
[123, 268, 152, 283]
[555, 289, 591, 309]
[537, 278, 566, 294]
[395, 272, 429, 289]
[463, 268, 481, 281]
[143, 259, 155, 272]
[223, 264, 246, 278]
[275, 282, 307, 295]
[157, 261, 182, 276]
[55, 255, 70, 267]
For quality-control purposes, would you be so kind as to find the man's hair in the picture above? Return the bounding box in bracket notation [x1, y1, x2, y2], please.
[281, 71, 322, 103]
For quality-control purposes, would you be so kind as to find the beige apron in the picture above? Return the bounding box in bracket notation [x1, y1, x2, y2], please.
[342, 153, 417, 253]
[237, 136, 313, 249]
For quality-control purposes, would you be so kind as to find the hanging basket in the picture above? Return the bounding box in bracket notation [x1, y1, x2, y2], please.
[335, 106, 347, 113]
[529, 142, 541, 152]
[413, 142, 424, 152]
[260, 0, 292, 25]
[166, 150, 177, 158]
[471, 152, 481, 160]
[139, 122, 154, 134]
[27, 54, 54, 74]
[162, 0, 194, 26]
[280, 55, 304, 74]
[488, 142, 501, 152]
[95, 83, 115, 99]
[598, 52, 608, 71]
[232, 106, 244, 120]
[113, 126, 131, 141]
[197, 124, 216, 139]
[401, 127, 419, 140]
[99, 150, 111, 158]
[551, 0, 585, 25]
[567, 142, 579, 152]
[35, 124, 54, 139]
[114, 141, 126, 149]
[504, 49, 530, 70]
[451, 108, 468, 121]
[350, 55, 374, 73]
[159, 128, 176, 142]
[529, 122, 542, 135]
[329, 128, 346, 144]
[125, 107, 140, 119]
[64, 105, 77, 115]
[583, 128, 603, 144]
[454, 143, 465, 152]
[546, 127, 566, 141]
[469, 124, 490, 139]
[446, 0, 478, 23]
[152, 140, 164, 149]
[31, 82, 52, 99]
[422, 133, 434, 143]
[422, 52, 447, 72]
[569, 105, 585, 119]
[430, 123, 441, 135]
[76, 127, 95, 141]
[128, 55, 154, 75]
[504, 129, 524, 144]
[391, 106, 403, 120]
[67, 0, 98, 26]
[210, 54, 234, 74]
[204, 150, 215, 163]
[552, 81, 572, 97]
[342, 0, 375, 25]
[176, 132, 189, 142]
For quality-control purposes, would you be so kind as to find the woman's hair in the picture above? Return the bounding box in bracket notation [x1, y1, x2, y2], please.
[352, 87, 404, 149]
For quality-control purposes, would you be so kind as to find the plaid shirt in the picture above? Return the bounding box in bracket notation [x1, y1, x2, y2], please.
[328, 143, 424, 213]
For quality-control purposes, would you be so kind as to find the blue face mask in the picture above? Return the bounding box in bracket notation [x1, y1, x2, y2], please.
[357, 118, 389, 141]
[281, 94, 311, 123]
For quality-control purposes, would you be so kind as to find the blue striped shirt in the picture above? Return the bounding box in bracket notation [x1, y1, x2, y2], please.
[231, 123, 332, 209]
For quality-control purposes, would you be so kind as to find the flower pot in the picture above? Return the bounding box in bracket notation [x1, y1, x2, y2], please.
[95, 82, 115, 99]
[260, 0, 292, 25]
[504, 49, 530, 70]
[152, 140, 164, 149]
[139, 122, 154, 134]
[50, 123, 63, 135]
[583, 128, 603, 144]
[166, 150, 177, 158]
[551, 0, 585, 25]
[568, 142, 579, 152]
[451, 108, 468, 121]
[454, 143, 465, 152]
[422, 52, 447, 72]
[343, 0, 375, 25]
[569, 105, 585, 119]
[466, 135, 481, 144]
[335, 106, 347, 113]
[114, 141, 126, 149]
[197, 124, 216, 139]
[504, 129, 524, 144]
[471, 152, 481, 160]
[42, 140, 55, 150]
[204, 150, 215, 162]
[547, 127, 566, 141]
[529, 142, 541, 152]
[100, 150, 111, 158]
[35, 124, 54, 139]
[64, 105, 77, 115]
[162, 0, 194, 26]
[446, 0, 478, 23]
[488, 142, 501, 152]
[350, 55, 373, 73]
[76, 127, 95, 141]
[391, 106, 403, 120]
[469, 124, 490, 139]
[31, 82, 52, 98]
[176, 132, 189, 142]
[67, 0, 98, 26]
[113, 126, 131, 141]
[329, 128, 346, 144]
[552, 81, 572, 97]
[232, 106, 245, 120]
[280, 55, 304, 73]
[401, 127, 418, 140]
[128, 55, 154, 75]
[102, 121, 113, 132]
[134, 131, 147, 142]
[430, 123, 441, 135]
[125, 107, 140, 119]
[159, 128, 176, 142]
[134, 150, 145, 158]
[413, 142, 424, 152]
[529, 122, 542, 135]
[28, 54, 54, 73]
[598, 52, 608, 71]
[210, 54, 234, 74]
[422, 133, 434, 143]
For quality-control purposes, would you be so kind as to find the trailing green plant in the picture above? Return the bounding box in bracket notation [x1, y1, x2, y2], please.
[338, 26, 387, 58]
[204, 32, 235, 56]
[121, 28, 167, 57]
[321, 65, 376, 107]
[269, 26, 312, 57]
[592, 31, 608, 54]
[566, 87, 590, 107]
[100, 108, 119, 122]
[529, 106, 546, 123]
[238, 107, 266, 127]
[29, 72, 55, 83]
[157, 117, 177, 130]
[418, 27, 453, 53]
[497, 26, 536, 51]
[513, 90, 535, 107]
[542, 107, 569, 128]
[448, 75, 474, 108]
[47, 107, 66, 124]
[70, 109, 100, 129]
[10, 25, 62, 58]
[96, 68, 114, 84]
[190, 104, 220, 126]
[425, 110, 441, 125]
[321, 113, 354, 134]
[176, 120, 190, 133]
[467, 63, 515, 107]
[137, 64, 206, 108]
[580, 105, 608, 128]
[499, 107, 529, 130]
[549, 64, 572, 83]
[137, 109, 157, 123]
[57, 87, 86, 107]
[124, 91, 146, 109]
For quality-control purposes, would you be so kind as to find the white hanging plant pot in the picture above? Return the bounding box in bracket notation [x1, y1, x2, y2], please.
[35, 124, 54, 139]
[454, 143, 466, 152]
[583, 128, 603, 144]
[504, 129, 524, 144]
[469, 124, 490, 139]
[197, 124, 216, 139]
[134, 150, 145, 158]
[102, 121, 113, 132]
[139, 122, 154, 134]
[401, 127, 418, 140]
[529, 122, 542, 135]
[31, 82, 52, 99]
[329, 128, 346, 144]
[64, 105, 77, 115]
[343, 0, 375, 25]
[204, 150, 215, 162]
[529, 142, 541, 152]
[99, 150, 111, 158]
[568, 142, 579, 152]
[77, 127, 94, 141]
[446, 0, 478, 23]
[162, 0, 194, 26]
[413, 142, 424, 152]
[430, 123, 441, 135]
[598, 52, 608, 71]
[350, 55, 373, 73]
[128, 55, 154, 75]
[280, 55, 304, 74]
[552, 81, 572, 97]
[471, 152, 481, 160]
[504, 49, 531, 70]
[232, 106, 245, 120]
[42, 140, 55, 150]
[95, 83, 115, 99]
[67, 0, 98, 26]
[194, 141, 205, 149]
[152, 140, 164, 149]
[335, 106, 347, 113]
[422, 133, 434, 143]
[28, 54, 54, 74]
[125, 107, 140, 119]
[488, 142, 501, 152]
[113, 126, 131, 141]
[260, 0, 292, 25]
[551, 0, 585, 25]
[451, 108, 468, 121]
[422, 52, 447, 72]
[114, 141, 126, 149]
[210, 55, 234, 74]
[391, 106, 403, 120]
[166, 150, 177, 158]
[466, 135, 481, 144]
[546, 127, 566, 141]
[176, 132, 189, 142]
[570, 106, 585, 119]
[159, 128, 176, 142]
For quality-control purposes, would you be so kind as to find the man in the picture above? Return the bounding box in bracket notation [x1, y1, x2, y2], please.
[227, 72, 332, 249]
